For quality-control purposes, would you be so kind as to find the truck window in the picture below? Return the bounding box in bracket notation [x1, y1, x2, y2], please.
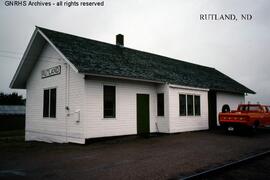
[264, 106, 269, 112]
[239, 105, 261, 111]
[239, 106, 247, 111]
[249, 106, 261, 111]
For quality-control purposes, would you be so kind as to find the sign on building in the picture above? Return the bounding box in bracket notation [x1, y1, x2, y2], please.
[41, 65, 61, 79]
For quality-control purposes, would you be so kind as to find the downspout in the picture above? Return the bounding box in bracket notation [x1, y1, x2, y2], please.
[64, 63, 70, 143]
[166, 83, 170, 133]
[82, 75, 86, 143]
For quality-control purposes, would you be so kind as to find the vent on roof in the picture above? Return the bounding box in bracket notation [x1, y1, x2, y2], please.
[116, 34, 124, 46]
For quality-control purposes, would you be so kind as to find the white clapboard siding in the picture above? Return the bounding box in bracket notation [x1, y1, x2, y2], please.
[216, 92, 245, 125]
[83, 77, 165, 138]
[156, 84, 170, 133]
[25, 43, 85, 144]
[168, 86, 209, 133]
[65, 64, 85, 143]
[24, 41, 245, 144]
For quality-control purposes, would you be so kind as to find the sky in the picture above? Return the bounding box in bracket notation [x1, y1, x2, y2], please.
[0, 0, 269, 104]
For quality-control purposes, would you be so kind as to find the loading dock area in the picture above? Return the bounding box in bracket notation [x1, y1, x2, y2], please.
[1, 129, 270, 179]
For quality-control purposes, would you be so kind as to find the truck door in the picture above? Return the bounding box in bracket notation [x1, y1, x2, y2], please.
[262, 106, 270, 126]
[266, 106, 270, 126]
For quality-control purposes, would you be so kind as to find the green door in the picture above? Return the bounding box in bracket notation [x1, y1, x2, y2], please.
[137, 94, 150, 135]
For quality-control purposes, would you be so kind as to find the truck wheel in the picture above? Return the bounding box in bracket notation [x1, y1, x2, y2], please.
[252, 121, 259, 132]
[222, 104, 230, 113]
[227, 126, 235, 132]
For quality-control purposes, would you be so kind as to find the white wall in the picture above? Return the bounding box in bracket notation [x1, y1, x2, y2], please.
[24, 41, 245, 143]
[156, 84, 170, 133]
[83, 77, 168, 138]
[216, 92, 245, 125]
[65, 63, 85, 143]
[25, 43, 245, 142]
[168, 85, 209, 133]
[25, 43, 85, 144]
[27, 42, 210, 142]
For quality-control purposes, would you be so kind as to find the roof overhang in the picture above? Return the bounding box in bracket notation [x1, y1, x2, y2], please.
[10, 27, 78, 89]
[209, 88, 255, 95]
[10, 28, 45, 89]
[37, 28, 78, 73]
[169, 84, 209, 91]
[84, 73, 164, 84]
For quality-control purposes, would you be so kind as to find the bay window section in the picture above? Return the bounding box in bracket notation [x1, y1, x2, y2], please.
[179, 94, 201, 117]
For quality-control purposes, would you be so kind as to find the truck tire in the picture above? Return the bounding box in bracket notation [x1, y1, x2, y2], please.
[222, 104, 230, 113]
[252, 121, 260, 132]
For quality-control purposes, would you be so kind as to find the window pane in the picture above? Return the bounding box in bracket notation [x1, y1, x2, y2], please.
[179, 94, 186, 116]
[195, 96, 201, 116]
[239, 106, 247, 111]
[187, 95, 194, 116]
[157, 93, 164, 116]
[50, 88, 56, 118]
[249, 105, 261, 111]
[104, 86, 116, 118]
[43, 89, 49, 117]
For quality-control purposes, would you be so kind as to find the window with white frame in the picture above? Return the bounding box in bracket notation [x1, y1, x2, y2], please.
[194, 95, 201, 116]
[103, 85, 116, 118]
[179, 94, 201, 116]
[179, 94, 186, 116]
[157, 93, 164, 116]
[43, 88, 56, 118]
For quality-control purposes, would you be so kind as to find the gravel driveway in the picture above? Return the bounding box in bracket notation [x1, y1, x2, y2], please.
[1, 129, 270, 180]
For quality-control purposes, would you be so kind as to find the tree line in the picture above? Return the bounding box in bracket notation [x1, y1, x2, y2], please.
[0, 92, 25, 105]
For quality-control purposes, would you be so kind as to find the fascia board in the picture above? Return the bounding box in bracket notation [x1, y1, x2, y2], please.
[37, 28, 78, 73]
[9, 28, 39, 88]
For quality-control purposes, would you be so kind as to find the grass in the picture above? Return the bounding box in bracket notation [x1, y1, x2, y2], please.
[0, 130, 24, 137]
[0, 130, 25, 149]
[0, 130, 80, 153]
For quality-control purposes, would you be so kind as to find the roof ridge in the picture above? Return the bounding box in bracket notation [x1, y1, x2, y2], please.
[37, 26, 115, 47]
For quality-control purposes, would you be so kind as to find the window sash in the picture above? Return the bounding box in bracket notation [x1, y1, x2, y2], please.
[195, 95, 201, 116]
[104, 85, 116, 118]
[157, 93, 164, 116]
[187, 95, 194, 116]
[43, 89, 49, 117]
[179, 94, 201, 117]
[43, 88, 56, 118]
[50, 88, 56, 118]
[179, 94, 186, 116]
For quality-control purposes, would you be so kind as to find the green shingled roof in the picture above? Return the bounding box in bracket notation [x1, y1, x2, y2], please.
[38, 27, 254, 94]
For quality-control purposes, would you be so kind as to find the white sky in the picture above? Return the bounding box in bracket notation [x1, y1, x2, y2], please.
[0, 0, 269, 104]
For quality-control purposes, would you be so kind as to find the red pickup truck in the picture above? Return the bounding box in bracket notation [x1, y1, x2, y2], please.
[219, 104, 270, 131]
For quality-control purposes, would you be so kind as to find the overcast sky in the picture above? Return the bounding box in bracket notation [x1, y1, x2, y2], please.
[0, 0, 269, 104]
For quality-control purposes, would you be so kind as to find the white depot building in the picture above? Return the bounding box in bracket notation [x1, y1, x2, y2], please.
[10, 27, 255, 144]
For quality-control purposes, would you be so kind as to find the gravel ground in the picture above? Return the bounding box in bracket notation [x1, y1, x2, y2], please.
[1, 129, 270, 180]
